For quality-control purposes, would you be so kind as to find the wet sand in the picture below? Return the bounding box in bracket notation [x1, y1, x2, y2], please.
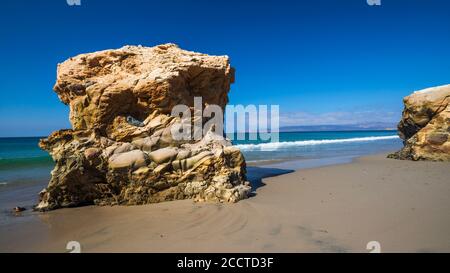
[0, 153, 449, 252]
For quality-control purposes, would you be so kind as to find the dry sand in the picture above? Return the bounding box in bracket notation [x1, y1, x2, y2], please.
[0, 153, 449, 252]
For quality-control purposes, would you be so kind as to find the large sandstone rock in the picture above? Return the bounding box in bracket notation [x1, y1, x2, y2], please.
[388, 84, 450, 161]
[36, 44, 250, 210]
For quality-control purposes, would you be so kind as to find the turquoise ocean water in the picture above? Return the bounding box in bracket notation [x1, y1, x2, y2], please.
[0, 131, 402, 211]
[0, 137, 53, 187]
[0, 131, 402, 188]
[230, 130, 402, 162]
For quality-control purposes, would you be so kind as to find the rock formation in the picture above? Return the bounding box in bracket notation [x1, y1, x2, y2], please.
[388, 84, 450, 161]
[36, 44, 251, 210]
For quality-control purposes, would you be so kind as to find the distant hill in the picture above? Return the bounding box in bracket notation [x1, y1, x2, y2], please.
[279, 122, 398, 132]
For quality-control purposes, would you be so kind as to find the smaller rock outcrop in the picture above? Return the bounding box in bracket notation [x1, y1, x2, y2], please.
[389, 84, 450, 161]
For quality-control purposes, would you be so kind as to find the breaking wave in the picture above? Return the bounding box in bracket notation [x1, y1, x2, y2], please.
[235, 135, 399, 151]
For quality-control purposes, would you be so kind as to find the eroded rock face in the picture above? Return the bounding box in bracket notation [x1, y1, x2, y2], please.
[388, 84, 450, 161]
[37, 44, 250, 210]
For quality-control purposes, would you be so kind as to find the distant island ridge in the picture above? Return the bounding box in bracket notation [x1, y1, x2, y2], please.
[280, 123, 397, 132]
[226, 122, 398, 134]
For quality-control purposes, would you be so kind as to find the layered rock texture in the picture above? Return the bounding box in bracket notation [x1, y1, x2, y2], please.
[389, 84, 450, 161]
[37, 44, 251, 210]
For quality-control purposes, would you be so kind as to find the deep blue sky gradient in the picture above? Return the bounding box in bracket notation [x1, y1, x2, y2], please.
[1, 0, 449, 136]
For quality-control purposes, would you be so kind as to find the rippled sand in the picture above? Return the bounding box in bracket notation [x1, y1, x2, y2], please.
[0, 153, 449, 252]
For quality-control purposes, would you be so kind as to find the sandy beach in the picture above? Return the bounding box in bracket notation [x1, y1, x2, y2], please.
[0, 153, 448, 253]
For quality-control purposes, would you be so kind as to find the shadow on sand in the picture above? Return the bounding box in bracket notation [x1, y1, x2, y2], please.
[246, 166, 294, 197]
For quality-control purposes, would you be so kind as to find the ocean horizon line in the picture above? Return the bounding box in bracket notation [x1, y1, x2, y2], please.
[0, 128, 398, 139]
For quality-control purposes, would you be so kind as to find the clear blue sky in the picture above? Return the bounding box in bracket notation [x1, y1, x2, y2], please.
[1, 0, 449, 136]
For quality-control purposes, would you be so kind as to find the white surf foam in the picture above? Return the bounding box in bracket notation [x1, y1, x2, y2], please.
[235, 135, 399, 151]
